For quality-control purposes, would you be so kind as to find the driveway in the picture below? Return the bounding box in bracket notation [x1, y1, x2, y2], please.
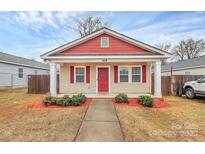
[75, 98, 124, 142]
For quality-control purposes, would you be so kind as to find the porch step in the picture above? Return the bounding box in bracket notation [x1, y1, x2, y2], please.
[97, 92, 109, 95]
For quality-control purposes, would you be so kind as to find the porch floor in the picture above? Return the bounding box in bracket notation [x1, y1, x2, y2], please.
[57, 93, 154, 98]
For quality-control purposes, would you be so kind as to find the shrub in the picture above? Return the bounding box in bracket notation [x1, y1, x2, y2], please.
[56, 95, 72, 106]
[56, 98, 66, 106]
[42, 94, 86, 106]
[115, 93, 129, 103]
[138, 96, 153, 107]
[70, 94, 86, 106]
[42, 96, 57, 106]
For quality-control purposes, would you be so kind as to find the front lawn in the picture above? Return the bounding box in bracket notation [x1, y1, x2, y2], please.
[0, 88, 87, 141]
[115, 96, 205, 141]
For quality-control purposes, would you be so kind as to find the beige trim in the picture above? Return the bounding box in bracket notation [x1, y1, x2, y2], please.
[44, 55, 170, 60]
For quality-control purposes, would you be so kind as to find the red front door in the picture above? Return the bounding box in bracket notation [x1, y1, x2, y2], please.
[98, 68, 109, 92]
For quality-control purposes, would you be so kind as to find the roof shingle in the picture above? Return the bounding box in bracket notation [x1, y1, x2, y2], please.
[0, 52, 49, 70]
[162, 55, 205, 72]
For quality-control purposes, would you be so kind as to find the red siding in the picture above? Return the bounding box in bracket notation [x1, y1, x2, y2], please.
[86, 66, 90, 83]
[60, 33, 151, 55]
[114, 66, 118, 83]
[142, 65, 146, 83]
[70, 66, 74, 83]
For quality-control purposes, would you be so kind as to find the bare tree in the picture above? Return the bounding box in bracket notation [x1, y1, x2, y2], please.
[156, 43, 172, 52]
[70, 16, 108, 37]
[156, 43, 172, 64]
[172, 38, 205, 61]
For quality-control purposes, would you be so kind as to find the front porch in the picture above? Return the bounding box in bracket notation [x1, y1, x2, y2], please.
[49, 59, 162, 98]
[57, 93, 154, 98]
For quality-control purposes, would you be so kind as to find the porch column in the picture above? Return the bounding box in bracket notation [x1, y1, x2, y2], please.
[50, 62, 57, 97]
[154, 60, 162, 98]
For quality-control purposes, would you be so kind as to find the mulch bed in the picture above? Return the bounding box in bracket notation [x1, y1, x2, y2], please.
[27, 98, 92, 109]
[113, 98, 171, 108]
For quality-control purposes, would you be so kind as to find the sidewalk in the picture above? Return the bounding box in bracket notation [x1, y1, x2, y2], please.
[75, 98, 124, 142]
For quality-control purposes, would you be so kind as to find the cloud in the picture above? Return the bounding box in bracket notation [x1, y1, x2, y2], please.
[1, 11, 205, 61]
[13, 11, 84, 32]
[122, 12, 205, 45]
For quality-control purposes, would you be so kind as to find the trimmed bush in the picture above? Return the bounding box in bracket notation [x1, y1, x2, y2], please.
[138, 96, 153, 107]
[70, 94, 86, 106]
[43, 94, 86, 106]
[42, 96, 57, 106]
[115, 93, 129, 103]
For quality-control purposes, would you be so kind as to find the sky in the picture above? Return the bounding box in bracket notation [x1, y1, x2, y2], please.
[0, 11, 205, 61]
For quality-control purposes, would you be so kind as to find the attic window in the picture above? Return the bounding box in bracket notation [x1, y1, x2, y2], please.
[101, 37, 109, 48]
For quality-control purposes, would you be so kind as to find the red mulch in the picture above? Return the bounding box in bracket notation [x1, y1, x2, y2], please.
[113, 98, 171, 108]
[27, 98, 92, 109]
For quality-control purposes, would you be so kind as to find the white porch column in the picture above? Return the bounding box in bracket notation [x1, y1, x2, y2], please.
[50, 62, 57, 97]
[154, 60, 162, 98]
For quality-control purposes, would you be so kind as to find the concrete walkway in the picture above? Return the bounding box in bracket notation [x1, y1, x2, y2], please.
[75, 98, 124, 142]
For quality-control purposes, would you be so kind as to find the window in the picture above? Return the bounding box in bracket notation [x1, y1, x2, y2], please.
[119, 67, 129, 82]
[101, 37, 109, 48]
[18, 68, 23, 78]
[132, 67, 141, 82]
[75, 67, 85, 83]
[185, 72, 190, 75]
[119, 66, 142, 83]
[199, 76, 205, 83]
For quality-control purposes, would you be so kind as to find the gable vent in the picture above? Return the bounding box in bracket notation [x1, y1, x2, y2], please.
[101, 37, 109, 48]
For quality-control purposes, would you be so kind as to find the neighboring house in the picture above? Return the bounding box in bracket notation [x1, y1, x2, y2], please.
[162, 55, 205, 76]
[0, 52, 49, 87]
[41, 27, 171, 98]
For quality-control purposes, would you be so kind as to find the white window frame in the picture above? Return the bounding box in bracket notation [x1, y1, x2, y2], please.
[74, 66, 86, 83]
[119, 66, 129, 83]
[101, 37, 109, 48]
[118, 65, 142, 83]
[131, 66, 142, 83]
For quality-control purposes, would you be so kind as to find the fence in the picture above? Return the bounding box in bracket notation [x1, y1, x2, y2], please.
[28, 75, 59, 94]
[171, 75, 202, 96]
[27, 74, 202, 95]
[151, 75, 172, 96]
[152, 75, 203, 96]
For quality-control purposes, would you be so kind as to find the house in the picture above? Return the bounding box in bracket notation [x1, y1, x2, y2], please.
[0, 51, 49, 87]
[162, 55, 205, 76]
[41, 27, 171, 98]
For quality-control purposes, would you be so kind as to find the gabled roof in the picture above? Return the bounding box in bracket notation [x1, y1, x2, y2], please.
[162, 55, 205, 72]
[0, 51, 49, 70]
[41, 27, 171, 59]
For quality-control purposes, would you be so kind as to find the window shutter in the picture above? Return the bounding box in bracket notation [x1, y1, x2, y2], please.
[70, 66, 74, 83]
[142, 65, 146, 83]
[114, 66, 118, 83]
[86, 66, 90, 83]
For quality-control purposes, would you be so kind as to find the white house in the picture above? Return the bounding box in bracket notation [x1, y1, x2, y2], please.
[162, 55, 205, 76]
[0, 51, 49, 87]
